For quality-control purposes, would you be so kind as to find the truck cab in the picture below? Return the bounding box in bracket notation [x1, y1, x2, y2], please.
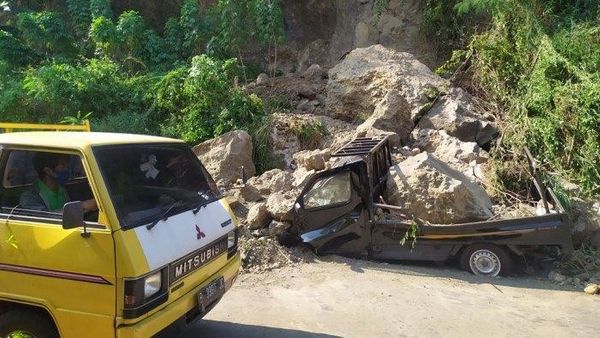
[0, 127, 240, 337]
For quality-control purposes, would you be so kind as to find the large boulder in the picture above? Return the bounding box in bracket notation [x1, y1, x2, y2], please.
[247, 169, 294, 195]
[326, 45, 447, 124]
[411, 128, 489, 181]
[355, 90, 414, 142]
[193, 130, 255, 187]
[266, 192, 296, 222]
[385, 152, 494, 224]
[418, 88, 498, 147]
[247, 202, 271, 230]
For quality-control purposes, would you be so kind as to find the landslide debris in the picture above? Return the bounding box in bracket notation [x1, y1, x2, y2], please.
[195, 45, 600, 273]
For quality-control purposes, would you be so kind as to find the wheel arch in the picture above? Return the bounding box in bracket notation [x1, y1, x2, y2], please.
[0, 299, 60, 336]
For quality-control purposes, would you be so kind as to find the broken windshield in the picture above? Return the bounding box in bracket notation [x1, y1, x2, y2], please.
[93, 144, 220, 229]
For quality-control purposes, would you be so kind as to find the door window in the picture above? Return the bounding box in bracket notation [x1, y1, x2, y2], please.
[303, 172, 351, 209]
[0, 150, 98, 222]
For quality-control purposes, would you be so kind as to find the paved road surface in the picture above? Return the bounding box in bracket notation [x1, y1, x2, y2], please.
[172, 257, 599, 337]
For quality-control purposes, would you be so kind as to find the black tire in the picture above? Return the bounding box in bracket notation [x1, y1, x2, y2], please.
[0, 309, 58, 338]
[460, 244, 512, 277]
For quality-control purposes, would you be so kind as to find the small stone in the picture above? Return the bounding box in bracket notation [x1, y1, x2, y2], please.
[548, 270, 567, 283]
[238, 184, 263, 202]
[584, 283, 599, 295]
[268, 220, 290, 237]
[256, 73, 269, 85]
[297, 99, 315, 112]
[293, 149, 331, 171]
[297, 85, 316, 100]
[303, 64, 326, 81]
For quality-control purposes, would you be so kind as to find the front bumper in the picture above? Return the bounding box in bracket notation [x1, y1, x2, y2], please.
[116, 253, 240, 338]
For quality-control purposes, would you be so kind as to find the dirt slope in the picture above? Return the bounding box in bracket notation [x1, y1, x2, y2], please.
[175, 258, 600, 337]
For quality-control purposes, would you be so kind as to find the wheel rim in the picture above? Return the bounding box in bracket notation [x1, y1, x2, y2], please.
[469, 249, 501, 277]
[6, 330, 35, 338]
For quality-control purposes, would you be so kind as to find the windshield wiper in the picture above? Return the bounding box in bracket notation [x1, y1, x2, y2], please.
[192, 199, 211, 215]
[192, 192, 220, 214]
[147, 200, 185, 230]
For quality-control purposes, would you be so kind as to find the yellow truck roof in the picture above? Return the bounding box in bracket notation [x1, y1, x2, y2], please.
[0, 132, 183, 150]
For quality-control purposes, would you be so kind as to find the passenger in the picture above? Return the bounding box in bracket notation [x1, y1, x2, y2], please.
[19, 153, 97, 213]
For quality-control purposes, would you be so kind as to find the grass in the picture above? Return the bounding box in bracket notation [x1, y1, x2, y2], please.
[249, 115, 284, 174]
[291, 120, 328, 150]
[556, 245, 600, 277]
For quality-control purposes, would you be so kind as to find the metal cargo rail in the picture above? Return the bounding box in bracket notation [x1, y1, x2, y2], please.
[0, 120, 91, 133]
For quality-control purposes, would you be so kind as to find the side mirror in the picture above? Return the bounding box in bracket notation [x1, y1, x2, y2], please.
[63, 201, 89, 237]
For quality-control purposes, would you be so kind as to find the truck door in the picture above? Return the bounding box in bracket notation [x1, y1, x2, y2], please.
[0, 148, 116, 338]
[291, 166, 369, 256]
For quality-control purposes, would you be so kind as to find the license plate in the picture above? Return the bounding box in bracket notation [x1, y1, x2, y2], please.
[198, 277, 225, 312]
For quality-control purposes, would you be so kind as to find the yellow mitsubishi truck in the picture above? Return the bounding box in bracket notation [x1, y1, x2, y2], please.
[0, 123, 241, 337]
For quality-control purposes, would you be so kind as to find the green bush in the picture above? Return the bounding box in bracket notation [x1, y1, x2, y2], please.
[93, 110, 157, 134]
[159, 55, 265, 144]
[16, 11, 76, 58]
[19, 58, 147, 122]
[1, 0, 286, 168]
[89, 0, 112, 19]
[445, 0, 600, 195]
[0, 30, 35, 66]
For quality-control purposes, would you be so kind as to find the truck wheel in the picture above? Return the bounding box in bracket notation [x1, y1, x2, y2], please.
[0, 309, 58, 338]
[460, 244, 512, 277]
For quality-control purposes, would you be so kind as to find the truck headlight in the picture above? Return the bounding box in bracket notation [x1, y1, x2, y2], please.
[227, 229, 238, 258]
[123, 268, 168, 319]
[144, 271, 162, 298]
[228, 230, 236, 249]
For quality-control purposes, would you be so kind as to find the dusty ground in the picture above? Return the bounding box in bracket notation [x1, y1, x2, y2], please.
[175, 257, 600, 337]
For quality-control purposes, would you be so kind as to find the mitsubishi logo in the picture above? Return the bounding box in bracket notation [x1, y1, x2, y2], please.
[195, 225, 206, 240]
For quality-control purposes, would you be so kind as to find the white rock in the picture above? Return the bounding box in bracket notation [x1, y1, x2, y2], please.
[193, 130, 255, 187]
[385, 152, 493, 224]
[266, 192, 296, 222]
[411, 128, 489, 181]
[355, 90, 414, 142]
[256, 73, 269, 85]
[548, 270, 568, 283]
[418, 88, 498, 147]
[247, 203, 271, 230]
[293, 149, 331, 171]
[326, 45, 448, 123]
[584, 283, 599, 295]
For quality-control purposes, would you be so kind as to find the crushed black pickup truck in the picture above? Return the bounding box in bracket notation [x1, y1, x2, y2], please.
[285, 137, 573, 276]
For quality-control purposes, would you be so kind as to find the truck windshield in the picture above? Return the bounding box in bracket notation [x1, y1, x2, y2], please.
[93, 144, 220, 229]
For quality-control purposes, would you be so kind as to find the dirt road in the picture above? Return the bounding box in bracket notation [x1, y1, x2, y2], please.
[176, 257, 600, 337]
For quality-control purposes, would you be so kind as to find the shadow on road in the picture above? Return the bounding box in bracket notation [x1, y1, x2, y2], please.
[320, 254, 575, 292]
[177, 320, 340, 338]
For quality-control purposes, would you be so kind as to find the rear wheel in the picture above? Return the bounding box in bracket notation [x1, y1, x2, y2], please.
[0, 309, 58, 338]
[460, 244, 512, 277]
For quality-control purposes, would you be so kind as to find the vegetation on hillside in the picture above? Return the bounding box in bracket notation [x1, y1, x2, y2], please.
[0, 0, 283, 161]
[428, 0, 600, 197]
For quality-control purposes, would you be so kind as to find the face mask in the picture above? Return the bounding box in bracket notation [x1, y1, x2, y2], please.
[54, 169, 70, 185]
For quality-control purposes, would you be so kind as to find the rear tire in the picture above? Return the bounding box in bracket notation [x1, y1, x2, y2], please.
[460, 244, 512, 277]
[0, 309, 58, 338]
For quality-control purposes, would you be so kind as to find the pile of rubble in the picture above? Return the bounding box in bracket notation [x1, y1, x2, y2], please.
[193, 45, 600, 272]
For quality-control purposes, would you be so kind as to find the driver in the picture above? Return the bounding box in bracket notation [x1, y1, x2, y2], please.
[19, 153, 97, 213]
